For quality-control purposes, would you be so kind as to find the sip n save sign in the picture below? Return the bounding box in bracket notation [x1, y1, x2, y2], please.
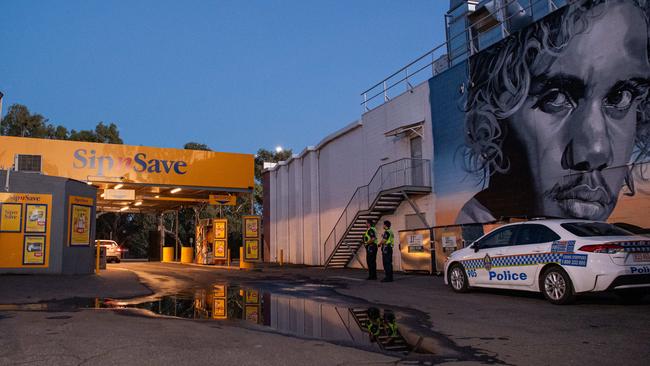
[209, 194, 236, 206]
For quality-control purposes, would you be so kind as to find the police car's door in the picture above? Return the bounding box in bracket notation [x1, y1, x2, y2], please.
[498, 224, 561, 288]
[470, 226, 518, 286]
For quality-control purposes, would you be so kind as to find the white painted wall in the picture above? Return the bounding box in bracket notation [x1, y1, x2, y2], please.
[267, 80, 435, 267]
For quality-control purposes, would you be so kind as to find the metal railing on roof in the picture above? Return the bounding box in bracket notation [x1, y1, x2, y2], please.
[360, 0, 563, 112]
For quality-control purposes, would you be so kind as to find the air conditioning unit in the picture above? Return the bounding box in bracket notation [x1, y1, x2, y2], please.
[14, 154, 42, 173]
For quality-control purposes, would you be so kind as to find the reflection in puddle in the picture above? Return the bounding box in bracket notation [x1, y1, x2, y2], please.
[103, 284, 422, 355]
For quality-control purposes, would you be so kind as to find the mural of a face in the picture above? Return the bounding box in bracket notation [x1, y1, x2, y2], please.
[459, 0, 650, 223]
[508, 1, 650, 220]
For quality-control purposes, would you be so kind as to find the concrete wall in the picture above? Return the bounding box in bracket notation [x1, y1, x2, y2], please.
[266, 80, 435, 268]
[0, 171, 96, 274]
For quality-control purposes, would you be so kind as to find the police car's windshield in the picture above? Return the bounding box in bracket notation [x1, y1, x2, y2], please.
[560, 222, 634, 237]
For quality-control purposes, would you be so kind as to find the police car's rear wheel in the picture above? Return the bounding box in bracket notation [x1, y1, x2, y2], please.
[541, 266, 575, 305]
[448, 264, 469, 293]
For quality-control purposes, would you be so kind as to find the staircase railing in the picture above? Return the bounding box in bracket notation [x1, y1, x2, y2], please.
[323, 158, 431, 265]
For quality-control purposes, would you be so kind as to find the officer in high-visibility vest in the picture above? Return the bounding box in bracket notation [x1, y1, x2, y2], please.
[363, 220, 378, 280]
[379, 220, 395, 282]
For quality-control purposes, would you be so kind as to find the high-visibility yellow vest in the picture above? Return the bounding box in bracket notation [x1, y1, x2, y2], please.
[363, 227, 377, 245]
[385, 229, 394, 247]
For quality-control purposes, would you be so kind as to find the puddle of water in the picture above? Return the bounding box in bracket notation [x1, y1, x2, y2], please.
[102, 284, 420, 355]
[0, 283, 508, 364]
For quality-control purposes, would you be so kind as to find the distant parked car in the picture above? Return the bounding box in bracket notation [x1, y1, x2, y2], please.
[95, 240, 122, 263]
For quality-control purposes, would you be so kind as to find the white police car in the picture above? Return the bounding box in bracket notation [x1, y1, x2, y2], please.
[444, 220, 650, 304]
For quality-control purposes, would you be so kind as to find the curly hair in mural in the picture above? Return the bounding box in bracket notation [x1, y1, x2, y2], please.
[457, 0, 650, 223]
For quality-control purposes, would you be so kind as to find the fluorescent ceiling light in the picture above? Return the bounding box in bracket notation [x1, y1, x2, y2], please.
[134, 201, 143, 206]
[119, 206, 129, 212]
[114, 183, 124, 189]
[87, 181, 93, 185]
[170, 188, 181, 194]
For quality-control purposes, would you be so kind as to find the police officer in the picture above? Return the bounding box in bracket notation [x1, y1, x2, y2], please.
[379, 220, 394, 282]
[363, 220, 378, 280]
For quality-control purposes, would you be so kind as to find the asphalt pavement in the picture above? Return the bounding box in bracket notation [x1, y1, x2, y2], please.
[1, 262, 648, 365]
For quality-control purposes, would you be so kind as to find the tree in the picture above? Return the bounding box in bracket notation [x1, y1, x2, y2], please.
[0, 104, 59, 138]
[253, 148, 292, 211]
[1, 103, 124, 144]
[254, 148, 292, 181]
[183, 142, 211, 151]
[69, 122, 123, 144]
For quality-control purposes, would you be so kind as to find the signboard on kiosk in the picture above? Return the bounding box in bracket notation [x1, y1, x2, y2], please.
[104, 189, 135, 201]
[68, 196, 94, 246]
[0, 193, 52, 269]
[209, 194, 236, 206]
[0, 136, 254, 189]
[0, 203, 22, 232]
[242, 216, 261, 262]
[213, 219, 228, 261]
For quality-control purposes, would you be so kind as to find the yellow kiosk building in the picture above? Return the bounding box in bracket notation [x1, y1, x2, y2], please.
[0, 136, 254, 274]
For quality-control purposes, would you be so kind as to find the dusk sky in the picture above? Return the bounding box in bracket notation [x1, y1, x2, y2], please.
[0, 1, 448, 154]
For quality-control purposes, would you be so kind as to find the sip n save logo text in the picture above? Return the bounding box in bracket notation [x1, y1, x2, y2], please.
[73, 149, 188, 176]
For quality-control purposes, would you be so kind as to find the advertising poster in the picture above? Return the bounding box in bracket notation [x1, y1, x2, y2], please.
[213, 284, 226, 297]
[245, 289, 259, 304]
[244, 216, 259, 238]
[23, 236, 46, 265]
[245, 305, 260, 324]
[25, 204, 47, 233]
[0, 203, 22, 232]
[214, 220, 227, 239]
[213, 298, 227, 319]
[244, 239, 259, 261]
[70, 204, 92, 246]
[214, 240, 227, 260]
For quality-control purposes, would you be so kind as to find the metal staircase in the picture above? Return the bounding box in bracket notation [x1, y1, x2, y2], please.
[324, 158, 431, 269]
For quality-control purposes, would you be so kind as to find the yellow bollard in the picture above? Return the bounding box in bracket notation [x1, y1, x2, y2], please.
[239, 247, 253, 269]
[280, 249, 284, 266]
[180, 247, 193, 263]
[162, 247, 174, 262]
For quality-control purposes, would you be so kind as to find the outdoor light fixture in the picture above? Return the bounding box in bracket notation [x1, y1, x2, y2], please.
[100, 193, 105, 198]
[114, 183, 124, 189]
[170, 188, 181, 194]
[134, 201, 143, 206]
[154, 195, 160, 199]
[119, 206, 129, 212]
[86, 181, 93, 185]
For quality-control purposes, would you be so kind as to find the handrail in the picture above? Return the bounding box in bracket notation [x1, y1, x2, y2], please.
[323, 158, 431, 266]
[361, 0, 562, 111]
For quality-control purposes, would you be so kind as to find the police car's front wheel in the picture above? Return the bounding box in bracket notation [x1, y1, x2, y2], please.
[541, 266, 575, 305]
[448, 264, 469, 293]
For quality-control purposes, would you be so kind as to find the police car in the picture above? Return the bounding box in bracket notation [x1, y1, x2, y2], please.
[444, 220, 650, 304]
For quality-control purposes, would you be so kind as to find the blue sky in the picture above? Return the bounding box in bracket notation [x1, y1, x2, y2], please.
[0, 1, 448, 154]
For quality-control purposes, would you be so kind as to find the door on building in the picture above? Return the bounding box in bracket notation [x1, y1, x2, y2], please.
[410, 136, 424, 186]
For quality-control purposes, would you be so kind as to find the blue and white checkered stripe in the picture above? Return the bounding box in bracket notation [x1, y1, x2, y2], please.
[461, 253, 564, 270]
[618, 241, 650, 253]
[462, 259, 484, 270]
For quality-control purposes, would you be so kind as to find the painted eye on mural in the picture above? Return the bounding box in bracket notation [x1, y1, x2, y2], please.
[602, 79, 649, 119]
[534, 89, 575, 114]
